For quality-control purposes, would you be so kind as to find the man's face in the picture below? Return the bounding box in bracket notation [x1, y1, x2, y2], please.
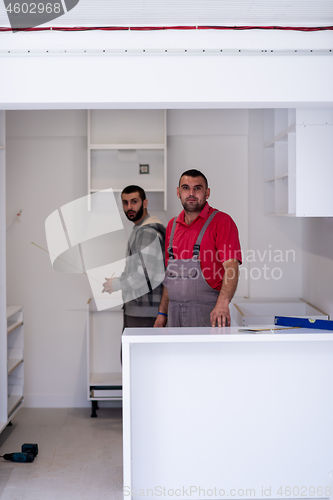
[177, 176, 210, 213]
[121, 192, 145, 222]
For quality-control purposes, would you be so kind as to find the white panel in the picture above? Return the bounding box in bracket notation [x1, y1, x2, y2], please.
[91, 149, 165, 191]
[129, 339, 333, 498]
[1, 55, 333, 108]
[264, 179, 275, 214]
[90, 311, 122, 375]
[275, 177, 288, 214]
[90, 109, 164, 144]
[296, 125, 333, 216]
[274, 140, 288, 177]
[6, 110, 87, 138]
[0, 110, 6, 427]
[302, 217, 333, 320]
[287, 131, 296, 214]
[274, 108, 288, 136]
[168, 109, 249, 136]
[296, 108, 333, 125]
[1, 29, 333, 55]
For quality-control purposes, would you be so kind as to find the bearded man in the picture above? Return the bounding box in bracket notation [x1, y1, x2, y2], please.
[103, 185, 165, 329]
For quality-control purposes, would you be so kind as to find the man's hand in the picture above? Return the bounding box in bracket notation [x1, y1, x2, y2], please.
[210, 298, 230, 327]
[210, 259, 239, 328]
[102, 277, 115, 294]
[154, 313, 168, 328]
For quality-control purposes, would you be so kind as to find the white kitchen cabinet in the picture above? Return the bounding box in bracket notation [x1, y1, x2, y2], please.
[264, 108, 333, 216]
[87, 110, 167, 211]
[123, 326, 333, 500]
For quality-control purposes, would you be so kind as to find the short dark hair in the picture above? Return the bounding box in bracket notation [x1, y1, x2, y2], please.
[121, 185, 146, 202]
[179, 169, 208, 188]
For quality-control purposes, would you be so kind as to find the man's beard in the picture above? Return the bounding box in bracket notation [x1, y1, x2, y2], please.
[125, 203, 144, 222]
[182, 197, 206, 213]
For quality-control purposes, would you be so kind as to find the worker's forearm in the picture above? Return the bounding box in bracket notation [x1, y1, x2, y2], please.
[217, 261, 239, 306]
[158, 286, 169, 314]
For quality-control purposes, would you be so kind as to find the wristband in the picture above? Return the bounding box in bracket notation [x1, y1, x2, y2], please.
[158, 312, 168, 317]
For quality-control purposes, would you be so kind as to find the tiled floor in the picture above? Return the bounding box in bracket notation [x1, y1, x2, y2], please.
[0, 408, 123, 500]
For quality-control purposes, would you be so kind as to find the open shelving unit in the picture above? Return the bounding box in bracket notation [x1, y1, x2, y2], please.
[0, 111, 24, 434]
[264, 108, 333, 217]
[264, 109, 296, 215]
[86, 298, 123, 418]
[0, 306, 24, 433]
[87, 110, 167, 211]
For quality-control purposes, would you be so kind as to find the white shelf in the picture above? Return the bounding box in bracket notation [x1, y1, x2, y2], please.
[8, 395, 23, 417]
[8, 358, 23, 375]
[7, 319, 23, 334]
[264, 123, 296, 148]
[90, 372, 122, 386]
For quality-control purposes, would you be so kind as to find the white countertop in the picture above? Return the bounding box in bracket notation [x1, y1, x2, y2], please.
[122, 325, 333, 343]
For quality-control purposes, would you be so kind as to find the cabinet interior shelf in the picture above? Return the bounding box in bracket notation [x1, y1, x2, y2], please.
[8, 395, 23, 417]
[7, 320, 23, 334]
[89, 372, 122, 386]
[264, 123, 296, 148]
[265, 174, 288, 182]
[8, 358, 23, 375]
[89, 144, 165, 150]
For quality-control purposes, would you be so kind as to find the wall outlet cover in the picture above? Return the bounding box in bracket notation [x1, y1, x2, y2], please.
[139, 164, 149, 174]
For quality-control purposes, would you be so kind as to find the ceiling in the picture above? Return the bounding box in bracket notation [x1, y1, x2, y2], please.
[0, 0, 333, 28]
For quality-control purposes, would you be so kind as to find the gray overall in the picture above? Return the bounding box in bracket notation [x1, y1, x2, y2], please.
[163, 210, 219, 327]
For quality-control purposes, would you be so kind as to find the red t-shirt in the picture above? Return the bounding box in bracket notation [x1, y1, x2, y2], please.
[165, 203, 242, 291]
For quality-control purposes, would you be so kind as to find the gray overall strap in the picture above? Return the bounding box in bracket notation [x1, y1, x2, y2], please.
[167, 217, 178, 259]
[193, 210, 219, 258]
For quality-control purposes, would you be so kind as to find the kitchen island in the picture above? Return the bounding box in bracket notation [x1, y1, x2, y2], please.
[122, 326, 333, 500]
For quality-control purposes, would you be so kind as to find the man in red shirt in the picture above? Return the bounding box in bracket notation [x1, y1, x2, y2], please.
[154, 169, 242, 328]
